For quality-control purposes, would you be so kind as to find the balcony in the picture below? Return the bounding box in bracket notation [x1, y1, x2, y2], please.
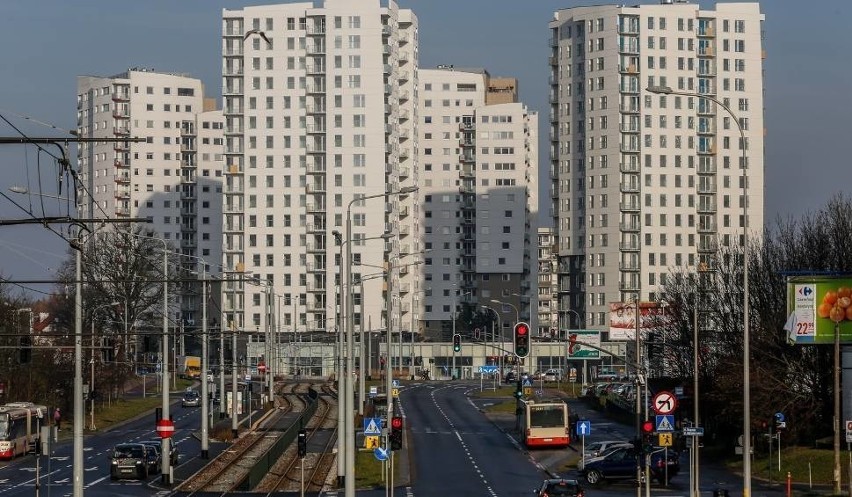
[697, 26, 715, 37]
[459, 167, 475, 179]
[620, 162, 639, 173]
[619, 240, 639, 252]
[620, 143, 641, 153]
[114, 189, 130, 200]
[111, 92, 130, 102]
[306, 242, 326, 253]
[306, 142, 326, 154]
[306, 83, 326, 94]
[306, 42, 326, 54]
[306, 203, 326, 213]
[618, 43, 640, 54]
[115, 206, 130, 216]
[620, 182, 640, 193]
[398, 69, 410, 82]
[619, 104, 640, 114]
[306, 24, 326, 35]
[114, 127, 130, 136]
[306, 65, 326, 75]
[306, 123, 326, 134]
[697, 46, 715, 57]
[698, 221, 717, 233]
[181, 174, 196, 184]
[459, 154, 475, 163]
[399, 205, 409, 217]
[306, 161, 326, 174]
[113, 109, 129, 119]
[399, 166, 410, 178]
[306, 183, 326, 194]
[619, 280, 640, 292]
[113, 142, 129, 152]
[223, 202, 243, 214]
[619, 222, 640, 232]
[306, 262, 326, 273]
[620, 123, 640, 133]
[306, 104, 326, 114]
[398, 90, 410, 102]
[697, 202, 717, 213]
[459, 122, 475, 131]
[306, 281, 326, 292]
[307, 223, 326, 233]
[619, 202, 640, 212]
[115, 173, 130, 183]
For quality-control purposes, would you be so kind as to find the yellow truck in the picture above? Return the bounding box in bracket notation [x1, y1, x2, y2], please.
[177, 356, 202, 380]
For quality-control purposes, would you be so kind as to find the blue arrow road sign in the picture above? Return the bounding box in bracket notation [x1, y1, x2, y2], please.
[656, 415, 675, 432]
[576, 420, 591, 436]
[363, 417, 382, 435]
[374, 446, 388, 461]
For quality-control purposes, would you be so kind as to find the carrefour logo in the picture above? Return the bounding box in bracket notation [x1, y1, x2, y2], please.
[798, 286, 814, 297]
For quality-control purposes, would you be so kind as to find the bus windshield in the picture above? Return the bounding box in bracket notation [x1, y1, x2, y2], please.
[529, 406, 564, 427]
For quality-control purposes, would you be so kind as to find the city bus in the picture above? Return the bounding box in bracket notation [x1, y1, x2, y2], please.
[522, 399, 570, 448]
[0, 402, 47, 459]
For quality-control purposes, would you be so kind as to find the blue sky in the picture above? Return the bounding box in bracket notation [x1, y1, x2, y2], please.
[1, 0, 850, 294]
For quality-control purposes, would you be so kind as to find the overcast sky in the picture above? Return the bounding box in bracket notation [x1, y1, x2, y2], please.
[1, 0, 850, 297]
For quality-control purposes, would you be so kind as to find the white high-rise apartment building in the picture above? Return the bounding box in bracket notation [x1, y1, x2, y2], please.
[76, 68, 224, 327]
[418, 67, 538, 340]
[537, 227, 559, 338]
[548, 2, 765, 332]
[221, 1, 418, 340]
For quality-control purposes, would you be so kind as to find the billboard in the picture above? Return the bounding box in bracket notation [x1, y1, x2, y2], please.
[609, 302, 668, 341]
[566, 330, 601, 358]
[786, 277, 852, 344]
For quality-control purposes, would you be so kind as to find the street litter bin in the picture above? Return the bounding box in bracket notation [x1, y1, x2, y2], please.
[712, 489, 729, 497]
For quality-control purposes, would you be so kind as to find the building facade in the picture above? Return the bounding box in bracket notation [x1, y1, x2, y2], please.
[548, 2, 765, 334]
[76, 68, 224, 331]
[417, 67, 539, 342]
[220, 0, 419, 341]
[537, 227, 559, 338]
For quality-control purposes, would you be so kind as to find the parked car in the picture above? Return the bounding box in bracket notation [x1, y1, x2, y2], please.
[534, 478, 585, 497]
[578, 440, 632, 470]
[182, 390, 201, 407]
[110, 443, 150, 480]
[542, 369, 562, 382]
[504, 371, 517, 384]
[580, 445, 679, 485]
[140, 439, 180, 466]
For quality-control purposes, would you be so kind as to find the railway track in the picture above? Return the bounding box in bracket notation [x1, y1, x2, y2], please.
[255, 382, 338, 494]
[176, 381, 314, 495]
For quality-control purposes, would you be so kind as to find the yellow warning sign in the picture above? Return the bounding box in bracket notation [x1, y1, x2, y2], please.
[523, 387, 532, 396]
[365, 436, 380, 449]
[392, 388, 400, 398]
[658, 433, 673, 447]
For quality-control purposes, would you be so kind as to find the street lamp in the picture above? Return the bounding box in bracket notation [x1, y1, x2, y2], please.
[490, 299, 519, 326]
[343, 185, 417, 497]
[90, 301, 119, 430]
[481, 305, 504, 376]
[647, 84, 750, 496]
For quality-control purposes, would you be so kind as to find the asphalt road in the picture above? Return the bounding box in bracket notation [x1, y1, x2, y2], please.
[0, 399, 218, 497]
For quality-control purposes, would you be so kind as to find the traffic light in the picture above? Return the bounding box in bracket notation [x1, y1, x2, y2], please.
[390, 416, 403, 450]
[297, 428, 307, 458]
[513, 322, 530, 358]
[641, 420, 655, 454]
[19, 336, 32, 364]
[452, 334, 461, 353]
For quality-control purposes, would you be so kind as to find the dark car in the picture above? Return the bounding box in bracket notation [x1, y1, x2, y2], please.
[580, 446, 679, 485]
[535, 478, 585, 496]
[110, 443, 150, 480]
[504, 371, 517, 383]
[182, 390, 201, 407]
[141, 440, 180, 466]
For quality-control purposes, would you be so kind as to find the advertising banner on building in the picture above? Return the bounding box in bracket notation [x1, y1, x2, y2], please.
[785, 276, 852, 344]
[566, 330, 601, 358]
[609, 302, 668, 341]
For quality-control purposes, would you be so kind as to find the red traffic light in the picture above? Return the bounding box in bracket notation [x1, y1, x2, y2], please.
[391, 416, 403, 430]
[642, 421, 654, 434]
[515, 323, 529, 336]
